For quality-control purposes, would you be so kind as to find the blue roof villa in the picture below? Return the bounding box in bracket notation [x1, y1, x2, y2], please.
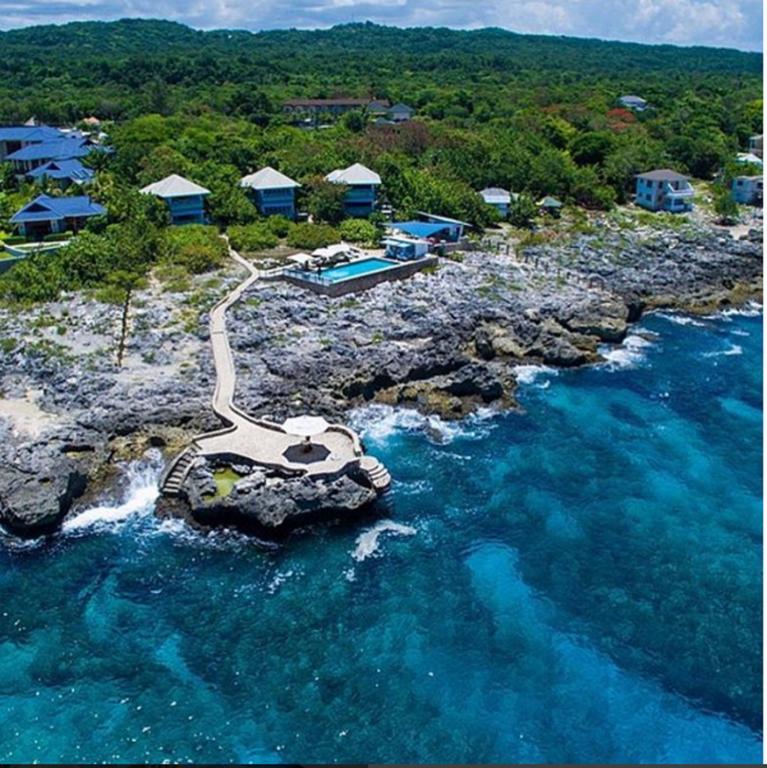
[26, 159, 95, 188]
[240, 167, 300, 219]
[325, 163, 381, 217]
[6, 135, 99, 173]
[0, 125, 66, 161]
[10, 194, 105, 240]
[415, 212, 470, 242]
[635, 169, 694, 213]
[479, 187, 513, 217]
[140, 174, 211, 225]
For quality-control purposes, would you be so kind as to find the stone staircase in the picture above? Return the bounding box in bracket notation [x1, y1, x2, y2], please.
[160, 443, 202, 497]
[359, 455, 392, 494]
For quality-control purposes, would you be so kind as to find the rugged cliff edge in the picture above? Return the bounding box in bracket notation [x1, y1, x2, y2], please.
[0, 223, 761, 536]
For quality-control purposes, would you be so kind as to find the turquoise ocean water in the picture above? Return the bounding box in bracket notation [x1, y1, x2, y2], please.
[0, 308, 762, 763]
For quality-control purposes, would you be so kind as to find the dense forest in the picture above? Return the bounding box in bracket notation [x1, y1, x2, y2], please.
[0, 19, 762, 302]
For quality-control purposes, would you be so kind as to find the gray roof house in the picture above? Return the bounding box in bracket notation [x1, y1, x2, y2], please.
[240, 166, 301, 219]
[388, 103, 415, 122]
[140, 174, 211, 225]
[635, 169, 694, 213]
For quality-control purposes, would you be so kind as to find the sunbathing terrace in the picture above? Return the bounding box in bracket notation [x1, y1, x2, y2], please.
[161, 241, 391, 497]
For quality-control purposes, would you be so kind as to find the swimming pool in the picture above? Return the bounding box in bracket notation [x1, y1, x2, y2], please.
[283, 255, 436, 296]
[315, 257, 399, 283]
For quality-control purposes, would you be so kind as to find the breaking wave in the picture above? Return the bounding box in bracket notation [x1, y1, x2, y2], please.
[351, 519, 417, 562]
[61, 451, 163, 536]
[349, 403, 495, 445]
[599, 334, 654, 371]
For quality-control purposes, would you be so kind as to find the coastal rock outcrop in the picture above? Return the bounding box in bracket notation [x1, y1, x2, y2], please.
[180, 458, 378, 534]
[0, 428, 103, 536]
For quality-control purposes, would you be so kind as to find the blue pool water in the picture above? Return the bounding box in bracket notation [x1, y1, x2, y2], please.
[0, 308, 762, 763]
[316, 257, 397, 282]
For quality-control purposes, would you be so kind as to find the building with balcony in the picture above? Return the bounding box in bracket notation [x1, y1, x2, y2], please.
[635, 169, 694, 213]
[140, 174, 210, 225]
[325, 163, 381, 217]
[748, 134, 763, 159]
[240, 166, 300, 219]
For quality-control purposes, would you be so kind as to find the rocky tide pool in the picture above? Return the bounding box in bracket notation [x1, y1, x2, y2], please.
[0, 308, 762, 764]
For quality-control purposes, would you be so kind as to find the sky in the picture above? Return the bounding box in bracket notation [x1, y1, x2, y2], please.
[0, 0, 763, 51]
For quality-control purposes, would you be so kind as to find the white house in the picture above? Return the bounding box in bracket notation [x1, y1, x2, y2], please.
[618, 95, 648, 112]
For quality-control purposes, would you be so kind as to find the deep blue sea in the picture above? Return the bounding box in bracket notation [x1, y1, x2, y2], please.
[0, 308, 762, 764]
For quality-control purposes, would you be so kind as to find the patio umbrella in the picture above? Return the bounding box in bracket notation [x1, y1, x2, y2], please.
[282, 415, 330, 451]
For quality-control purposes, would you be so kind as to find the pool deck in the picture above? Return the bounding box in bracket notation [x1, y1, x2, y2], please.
[161, 241, 391, 496]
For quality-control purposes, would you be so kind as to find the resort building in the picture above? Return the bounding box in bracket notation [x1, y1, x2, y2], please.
[325, 163, 381, 217]
[25, 159, 94, 188]
[10, 194, 105, 240]
[618, 95, 648, 112]
[283, 98, 388, 121]
[736, 152, 763, 169]
[140, 174, 211, 225]
[387, 220, 454, 242]
[388, 103, 415, 122]
[415, 212, 470, 242]
[240, 166, 300, 219]
[7, 135, 105, 175]
[731, 175, 763, 205]
[748, 134, 763, 158]
[382, 234, 431, 260]
[0, 124, 66, 161]
[635, 169, 694, 213]
[480, 187, 513, 217]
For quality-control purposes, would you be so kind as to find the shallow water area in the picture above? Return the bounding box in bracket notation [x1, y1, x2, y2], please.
[0, 309, 761, 763]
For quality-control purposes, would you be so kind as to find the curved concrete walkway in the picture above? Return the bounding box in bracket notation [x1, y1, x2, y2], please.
[162, 239, 391, 495]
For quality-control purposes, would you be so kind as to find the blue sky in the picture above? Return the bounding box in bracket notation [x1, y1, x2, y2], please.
[0, 0, 763, 50]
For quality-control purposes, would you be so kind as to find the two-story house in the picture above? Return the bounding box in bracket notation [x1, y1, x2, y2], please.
[635, 169, 694, 213]
[325, 163, 382, 217]
[240, 167, 301, 219]
[140, 174, 211, 225]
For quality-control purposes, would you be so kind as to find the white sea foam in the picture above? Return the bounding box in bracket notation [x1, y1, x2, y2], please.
[703, 343, 743, 358]
[513, 364, 558, 387]
[351, 519, 417, 562]
[655, 312, 706, 327]
[61, 452, 162, 535]
[349, 403, 496, 446]
[710, 301, 763, 320]
[599, 334, 653, 370]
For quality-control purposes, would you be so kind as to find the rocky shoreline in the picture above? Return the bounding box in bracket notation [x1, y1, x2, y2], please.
[0, 221, 762, 537]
